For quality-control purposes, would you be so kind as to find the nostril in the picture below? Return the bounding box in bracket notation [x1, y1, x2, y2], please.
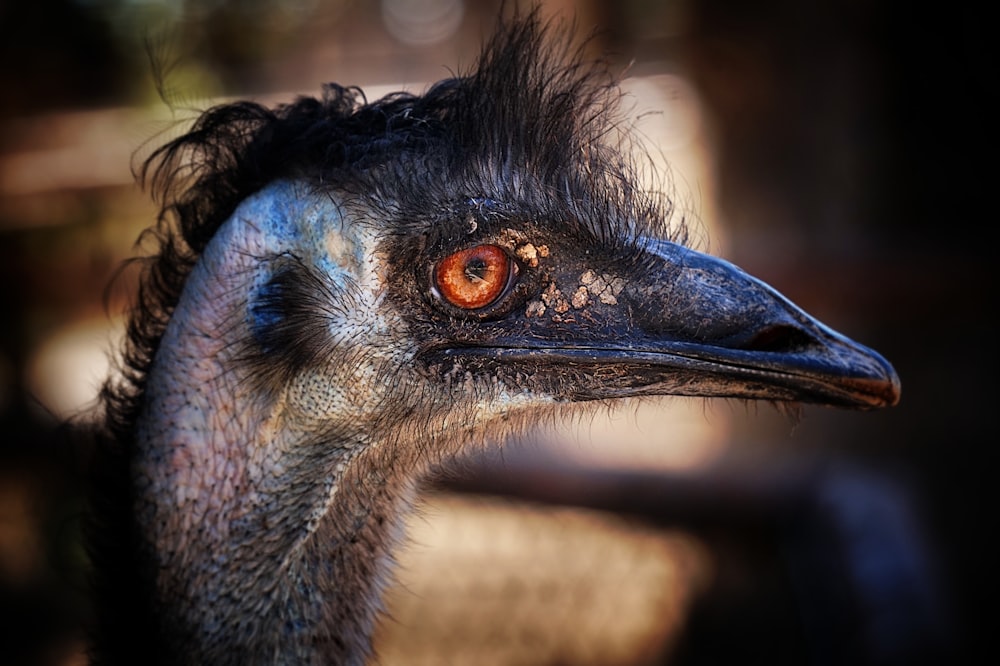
[742, 324, 814, 353]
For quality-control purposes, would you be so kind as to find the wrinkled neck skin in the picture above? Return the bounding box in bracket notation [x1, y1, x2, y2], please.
[132, 181, 550, 664]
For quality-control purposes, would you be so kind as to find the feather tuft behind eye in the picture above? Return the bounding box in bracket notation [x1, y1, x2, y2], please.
[244, 259, 345, 391]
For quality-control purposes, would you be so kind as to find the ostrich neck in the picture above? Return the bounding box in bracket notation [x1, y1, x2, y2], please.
[132, 183, 413, 664]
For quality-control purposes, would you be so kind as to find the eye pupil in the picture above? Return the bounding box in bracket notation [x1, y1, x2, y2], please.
[464, 259, 489, 282]
[435, 244, 513, 310]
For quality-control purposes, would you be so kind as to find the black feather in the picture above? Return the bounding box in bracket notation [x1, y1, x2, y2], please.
[244, 254, 358, 393]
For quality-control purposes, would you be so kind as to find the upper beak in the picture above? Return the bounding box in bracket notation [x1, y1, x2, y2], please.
[445, 239, 900, 409]
[615, 239, 902, 408]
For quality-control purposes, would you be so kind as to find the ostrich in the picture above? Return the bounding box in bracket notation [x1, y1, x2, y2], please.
[88, 12, 900, 666]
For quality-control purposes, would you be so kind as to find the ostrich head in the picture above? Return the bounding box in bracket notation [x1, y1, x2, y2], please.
[92, 12, 899, 666]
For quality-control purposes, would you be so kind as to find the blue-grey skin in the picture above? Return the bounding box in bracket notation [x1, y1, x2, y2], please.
[136, 182, 422, 664]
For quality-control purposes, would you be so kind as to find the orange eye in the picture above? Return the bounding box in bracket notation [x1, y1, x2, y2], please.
[434, 244, 514, 310]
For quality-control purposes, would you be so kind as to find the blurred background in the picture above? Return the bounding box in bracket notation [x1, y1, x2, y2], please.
[0, 0, 990, 664]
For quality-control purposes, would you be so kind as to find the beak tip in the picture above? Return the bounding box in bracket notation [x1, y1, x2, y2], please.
[883, 367, 903, 408]
[855, 351, 902, 409]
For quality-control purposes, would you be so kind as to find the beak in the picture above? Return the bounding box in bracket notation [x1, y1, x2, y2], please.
[444, 239, 901, 409]
[612, 239, 902, 408]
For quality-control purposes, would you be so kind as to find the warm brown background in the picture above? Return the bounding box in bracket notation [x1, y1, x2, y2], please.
[1, 1, 989, 664]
